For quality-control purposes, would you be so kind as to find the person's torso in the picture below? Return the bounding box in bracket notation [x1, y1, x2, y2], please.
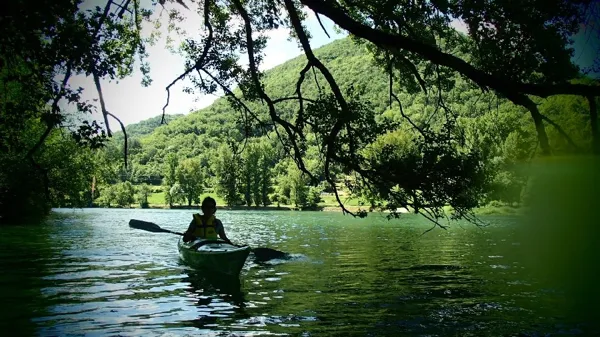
[191, 214, 219, 239]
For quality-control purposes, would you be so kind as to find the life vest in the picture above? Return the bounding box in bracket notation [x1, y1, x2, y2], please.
[191, 213, 218, 239]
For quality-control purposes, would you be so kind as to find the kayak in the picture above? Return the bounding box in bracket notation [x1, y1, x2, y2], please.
[177, 237, 251, 276]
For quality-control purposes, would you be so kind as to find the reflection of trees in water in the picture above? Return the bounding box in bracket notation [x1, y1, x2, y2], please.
[0, 220, 60, 335]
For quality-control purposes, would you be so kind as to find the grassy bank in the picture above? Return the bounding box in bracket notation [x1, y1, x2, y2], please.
[472, 204, 522, 215]
[145, 191, 364, 210]
[124, 191, 523, 216]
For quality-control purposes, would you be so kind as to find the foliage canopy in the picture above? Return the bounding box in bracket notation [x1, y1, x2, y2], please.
[1, 0, 598, 227]
[157, 0, 599, 227]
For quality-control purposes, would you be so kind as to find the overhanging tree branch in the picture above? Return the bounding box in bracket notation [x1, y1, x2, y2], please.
[106, 111, 128, 169]
[116, 0, 133, 18]
[314, 11, 330, 38]
[284, 0, 359, 216]
[312, 67, 322, 93]
[391, 93, 429, 139]
[199, 67, 273, 129]
[300, 0, 600, 99]
[231, 0, 316, 183]
[295, 62, 312, 131]
[506, 93, 551, 155]
[539, 113, 581, 152]
[93, 0, 115, 37]
[397, 54, 428, 95]
[29, 0, 117, 159]
[26, 64, 73, 160]
[300, 0, 587, 156]
[23, 0, 121, 201]
[93, 70, 112, 137]
[272, 96, 318, 104]
[162, 0, 214, 124]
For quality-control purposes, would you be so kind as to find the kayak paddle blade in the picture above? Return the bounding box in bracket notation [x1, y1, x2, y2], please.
[252, 247, 289, 261]
[129, 219, 181, 235]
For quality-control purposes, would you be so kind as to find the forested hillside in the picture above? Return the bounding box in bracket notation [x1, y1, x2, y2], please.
[2, 0, 598, 225]
[114, 114, 184, 140]
[94, 37, 594, 211]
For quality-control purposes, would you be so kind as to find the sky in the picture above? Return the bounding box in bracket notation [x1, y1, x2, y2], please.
[69, 1, 348, 127]
[572, 10, 600, 78]
[68, 1, 598, 127]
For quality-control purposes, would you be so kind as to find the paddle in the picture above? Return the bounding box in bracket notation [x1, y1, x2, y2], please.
[129, 219, 185, 235]
[128, 219, 289, 261]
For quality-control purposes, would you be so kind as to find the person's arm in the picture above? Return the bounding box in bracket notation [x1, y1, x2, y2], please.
[216, 219, 232, 244]
[183, 220, 195, 242]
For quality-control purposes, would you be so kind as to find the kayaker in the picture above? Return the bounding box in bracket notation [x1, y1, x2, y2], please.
[182, 196, 233, 244]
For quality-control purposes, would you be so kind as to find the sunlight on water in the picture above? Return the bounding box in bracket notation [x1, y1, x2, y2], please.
[0, 208, 595, 336]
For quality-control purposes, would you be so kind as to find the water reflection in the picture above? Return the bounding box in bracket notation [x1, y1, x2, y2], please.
[175, 269, 246, 330]
[0, 217, 65, 336]
[182, 269, 245, 305]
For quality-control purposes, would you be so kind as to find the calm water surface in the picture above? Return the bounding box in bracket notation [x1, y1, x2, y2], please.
[0, 208, 595, 336]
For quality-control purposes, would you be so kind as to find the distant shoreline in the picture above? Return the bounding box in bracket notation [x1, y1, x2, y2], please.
[82, 204, 521, 215]
[86, 204, 365, 212]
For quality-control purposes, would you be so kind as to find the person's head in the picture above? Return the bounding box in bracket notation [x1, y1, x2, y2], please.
[201, 196, 217, 215]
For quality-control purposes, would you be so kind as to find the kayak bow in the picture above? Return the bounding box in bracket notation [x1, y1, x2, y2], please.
[177, 238, 251, 275]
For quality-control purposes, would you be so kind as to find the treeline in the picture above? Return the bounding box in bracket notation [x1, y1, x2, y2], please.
[88, 38, 594, 212]
[3, 37, 594, 218]
[95, 136, 324, 209]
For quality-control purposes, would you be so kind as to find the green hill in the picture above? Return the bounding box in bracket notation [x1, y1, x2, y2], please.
[97, 37, 593, 209]
[110, 38, 403, 167]
[112, 114, 184, 140]
[106, 38, 391, 178]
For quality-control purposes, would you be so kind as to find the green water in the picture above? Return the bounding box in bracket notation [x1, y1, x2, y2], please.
[0, 208, 594, 336]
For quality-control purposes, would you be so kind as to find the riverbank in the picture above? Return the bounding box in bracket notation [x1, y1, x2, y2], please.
[89, 203, 521, 216]
[141, 191, 521, 215]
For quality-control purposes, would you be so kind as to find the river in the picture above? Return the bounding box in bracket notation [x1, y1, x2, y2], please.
[0, 208, 595, 336]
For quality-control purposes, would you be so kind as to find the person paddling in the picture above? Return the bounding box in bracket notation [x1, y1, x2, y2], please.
[183, 197, 232, 245]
